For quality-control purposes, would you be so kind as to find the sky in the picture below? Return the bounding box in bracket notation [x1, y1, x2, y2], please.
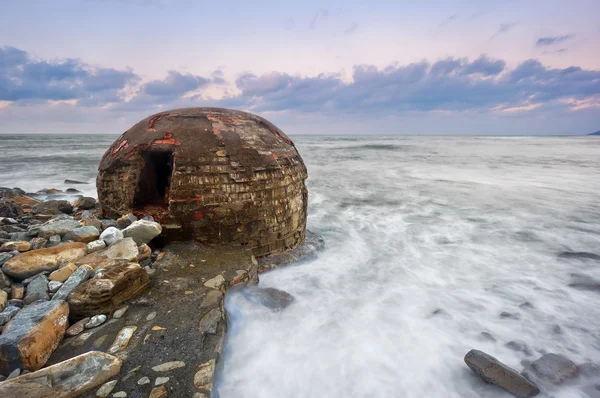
[0, 0, 599, 135]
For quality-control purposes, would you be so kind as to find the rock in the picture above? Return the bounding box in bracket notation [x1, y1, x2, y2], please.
[31, 200, 74, 216]
[0, 270, 11, 289]
[10, 284, 24, 299]
[63, 226, 100, 243]
[155, 376, 169, 386]
[146, 311, 156, 321]
[95, 379, 117, 397]
[48, 280, 62, 293]
[0, 188, 25, 199]
[0, 300, 69, 373]
[122, 220, 162, 245]
[505, 340, 532, 356]
[5, 367, 20, 380]
[86, 240, 106, 253]
[241, 286, 295, 311]
[522, 353, 578, 385]
[2, 242, 87, 280]
[203, 275, 225, 290]
[0, 241, 30, 252]
[500, 311, 521, 320]
[558, 251, 600, 261]
[0, 253, 14, 267]
[464, 349, 540, 398]
[137, 243, 151, 261]
[199, 308, 222, 337]
[65, 317, 90, 337]
[22, 293, 40, 305]
[0, 200, 23, 218]
[99, 227, 123, 246]
[47, 235, 61, 247]
[116, 213, 137, 229]
[51, 264, 93, 301]
[200, 290, 223, 310]
[0, 351, 122, 397]
[0, 290, 6, 311]
[0, 305, 20, 326]
[149, 385, 168, 398]
[25, 274, 50, 301]
[112, 305, 128, 319]
[107, 326, 137, 354]
[152, 361, 185, 372]
[49, 263, 78, 282]
[74, 197, 96, 210]
[137, 376, 150, 385]
[113, 392, 127, 398]
[479, 332, 497, 342]
[64, 179, 88, 185]
[85, 314, 107, 329]
[29, 237, 47, 250]
[568, 273, 600, 291]
[7, 299, 23, 308]
[38, 218, 81, 238]
[194, 359, 215, 390]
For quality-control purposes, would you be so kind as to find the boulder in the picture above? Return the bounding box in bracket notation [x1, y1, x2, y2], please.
[522, 353, 578, 385]
[49, 263, 78, 283]
[51, 264, 93, 301]
[31, 200, 73, 216]
[0, 351, 121, 398]
[62, 226, 100, 243]
[0, 306, 20, 327]
[1, 242, 87, 280]
[37, 219, 81, 238]
[0, 300, 69, 373]
[73, 197, 96, 210]
[122, 220, 162, 245]
[464, 349, 540, 398]
[0, 270, 11, 289]
[0, 241, 30, 252]
[99, 227, 123, 246]
[77, 238, 139, 270]
[25, 274, 49, 301]
[0, 200, 23, 219]
[0, 188, 25, 199]
[68, 262, 149, 318]
[241, 286, 295, 311]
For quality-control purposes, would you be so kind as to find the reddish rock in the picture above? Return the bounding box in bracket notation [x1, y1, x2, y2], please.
[49, 263, 78, 283]
[0, 241, 31, 252]
[2, 243, 87, 280]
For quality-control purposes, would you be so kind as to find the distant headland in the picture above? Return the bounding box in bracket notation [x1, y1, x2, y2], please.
[589, 131, 600, 136]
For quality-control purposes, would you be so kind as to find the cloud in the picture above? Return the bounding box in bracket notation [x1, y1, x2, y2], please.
[536, 34, 574, 47]
[0, 46, 139, 104]
[344, 22, 359, 35]
[140, 71, 210, 99]
[490, 23, 517, 40]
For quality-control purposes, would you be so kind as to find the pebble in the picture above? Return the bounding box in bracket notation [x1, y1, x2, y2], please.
[108, 326, 137, 354]
[194, 359, 215, 390]
[66, 317, 91, 337]
[112, 392, 127, 398]
[155, 376, 170, 386]
[203, 275, 225, 290]
[152, 361, 186, 372]
[149, 385, 168, 398]
[137, 376, 150, 385]
[113, 305, 129, 319]
[146, 311, 157, 321]
[96, 379, 118, 397]
[85, 314, 107, 329]
[6, 368, 21, 380]
[87, 239, 106, 253]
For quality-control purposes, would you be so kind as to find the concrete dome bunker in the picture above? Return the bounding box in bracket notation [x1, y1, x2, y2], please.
[97, 107, 308, 257]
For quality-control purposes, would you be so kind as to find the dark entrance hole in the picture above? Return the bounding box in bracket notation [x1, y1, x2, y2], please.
[134, 151, 173, 207]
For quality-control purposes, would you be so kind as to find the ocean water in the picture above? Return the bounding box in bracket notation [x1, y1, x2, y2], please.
[1, 135, 600, 397]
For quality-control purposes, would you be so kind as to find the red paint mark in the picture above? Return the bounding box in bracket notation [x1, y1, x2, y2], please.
[111, 140, 129, 156]
[147, 114, 164, 131]
[270, 153, 278, 160]
[151, 132, 181, 146]
[124, 148, 137, 159]
[193, 210, 204, 220]
[242, 145, 249, 149]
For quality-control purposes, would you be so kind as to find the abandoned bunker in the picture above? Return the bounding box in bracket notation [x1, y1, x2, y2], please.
[97, 107, 308, 257]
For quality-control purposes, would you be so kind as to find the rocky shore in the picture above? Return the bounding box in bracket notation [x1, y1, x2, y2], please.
[0, 186, 324, 397]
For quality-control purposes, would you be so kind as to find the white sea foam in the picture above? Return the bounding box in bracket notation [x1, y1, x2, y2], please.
[218, 136, 600, 398]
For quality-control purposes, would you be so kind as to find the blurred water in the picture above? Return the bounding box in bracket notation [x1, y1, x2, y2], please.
[219, 136, 600, 398]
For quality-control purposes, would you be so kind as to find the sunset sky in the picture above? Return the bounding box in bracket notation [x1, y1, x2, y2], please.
[1, 0, 599, 135]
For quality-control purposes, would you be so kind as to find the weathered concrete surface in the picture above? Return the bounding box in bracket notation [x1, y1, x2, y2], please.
[48, 241, 258, 397]
[97, 107, 308, 258]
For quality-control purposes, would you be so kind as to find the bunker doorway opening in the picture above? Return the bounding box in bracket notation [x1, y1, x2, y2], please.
[134, 151, 173, 207]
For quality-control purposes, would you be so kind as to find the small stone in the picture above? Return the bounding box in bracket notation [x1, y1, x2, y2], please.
[107, 326, 137, 354]
[155, 376, 169, 386]
[117, 213, 137, 229]
[241, 286, 295, 311]
[149, 385, 168, 398]
[29, 237, 48, 250]
[113, 392, 127, 398]
[49, 262, 78, 282]
[203, 274, 225, 290]
[505, 340, 532, 356]
[0, 290, 6, 311]
[194, 359, 215, 390]
[75, 197, 97, 210]
[0, 241, 31, 252]
[6, 368, 20, 380]
[100, 227, 124, 246]
[152, 326, 166, 331]
[199, 308, 222, 336]
[522, 353, 578, 385]
[122, 220, 162, 245]
[2, 242, 87, 279]
[52, 264, 94, 301]
[37, 218, 81, 238]
[47, 235, 61, 247]
[0, 305, 20, 326]
[113, 305, 128, 319]
[8, 299, 23, 308]
[25, 274, 50, 301]
[85, 314, 107, 329]
[48, 280, 63, 293]
[0, 252, 14, 266]
[500, 311, 521, 320]
[11, 283, 24, 299]
[66, 317, 91, 337]
[152, 361, 185, 372]
[31, 200, 73, 215]
[137, 376, 150, 385]
[23, 293, 41, 305]
[146, 311, 157, 321]
[63, 226, 100, 243]
[96, 379, 118, 397]
[137, 243, 151, 261]
[71, 331, 93, 347]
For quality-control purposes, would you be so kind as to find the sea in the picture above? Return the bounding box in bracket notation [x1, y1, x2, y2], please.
[1, 134, 600, 398]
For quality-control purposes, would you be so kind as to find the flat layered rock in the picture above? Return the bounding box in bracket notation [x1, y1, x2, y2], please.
[1, 242, 87, 280]
[0, 351, 121, 398]
[62, 226, 100, 243]
[0, 300, 69, 374]
[77, 237, 139, 270]
[464, 349, 540, 398]
[31, 200, 73, 216]
[68, 262, 149, 318]
[37, 218, 81, 238]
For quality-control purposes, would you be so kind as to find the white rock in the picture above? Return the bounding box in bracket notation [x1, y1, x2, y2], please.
[100, 227, 123, 246]
[113, 392, 127, 398]
[113, 305, 128, 319]
[122, 220, 162, 245]
[87, 239, 107, 253]
[96, 379, 118, 397]
[152, 361, 185, 372]
[85, 314, 107, 329]
[204, 275, 225, 290]
[137, 376, 150, 385]
[48, 280, 63, 293]
[146, 311, 156, 321]
[155, 377, 169, 386]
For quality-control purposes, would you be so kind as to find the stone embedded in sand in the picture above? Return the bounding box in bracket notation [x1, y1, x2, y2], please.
[85, 314, 107, 329]
[107, 325, 137, 354]
[464, 349, 540, 398]
[149, 385, 168, 398]
[97, 108, 308, 258]
[0, 351, 121, 397]
[31, 200, 73, 216]
[203, 275, 225, 290]
[522, 353, 578, 385]
[95, 379, 118, 398]
[199, 308, 222, 337]
[152, 361, 185, 372]
[51, 264, 94, 301]
[37, 218, 81, 238]
[199, 290, 223, 310]
[62, 226, 100, 243]
[67, 262, 149, 318]
[78, 237, 139, 270]
[0, 300, 69, 373]
[122, 220, 162, 245]
[0, 241, 30, 252]
[2, 242, 87, 280]
[194, 359, 215, 391]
